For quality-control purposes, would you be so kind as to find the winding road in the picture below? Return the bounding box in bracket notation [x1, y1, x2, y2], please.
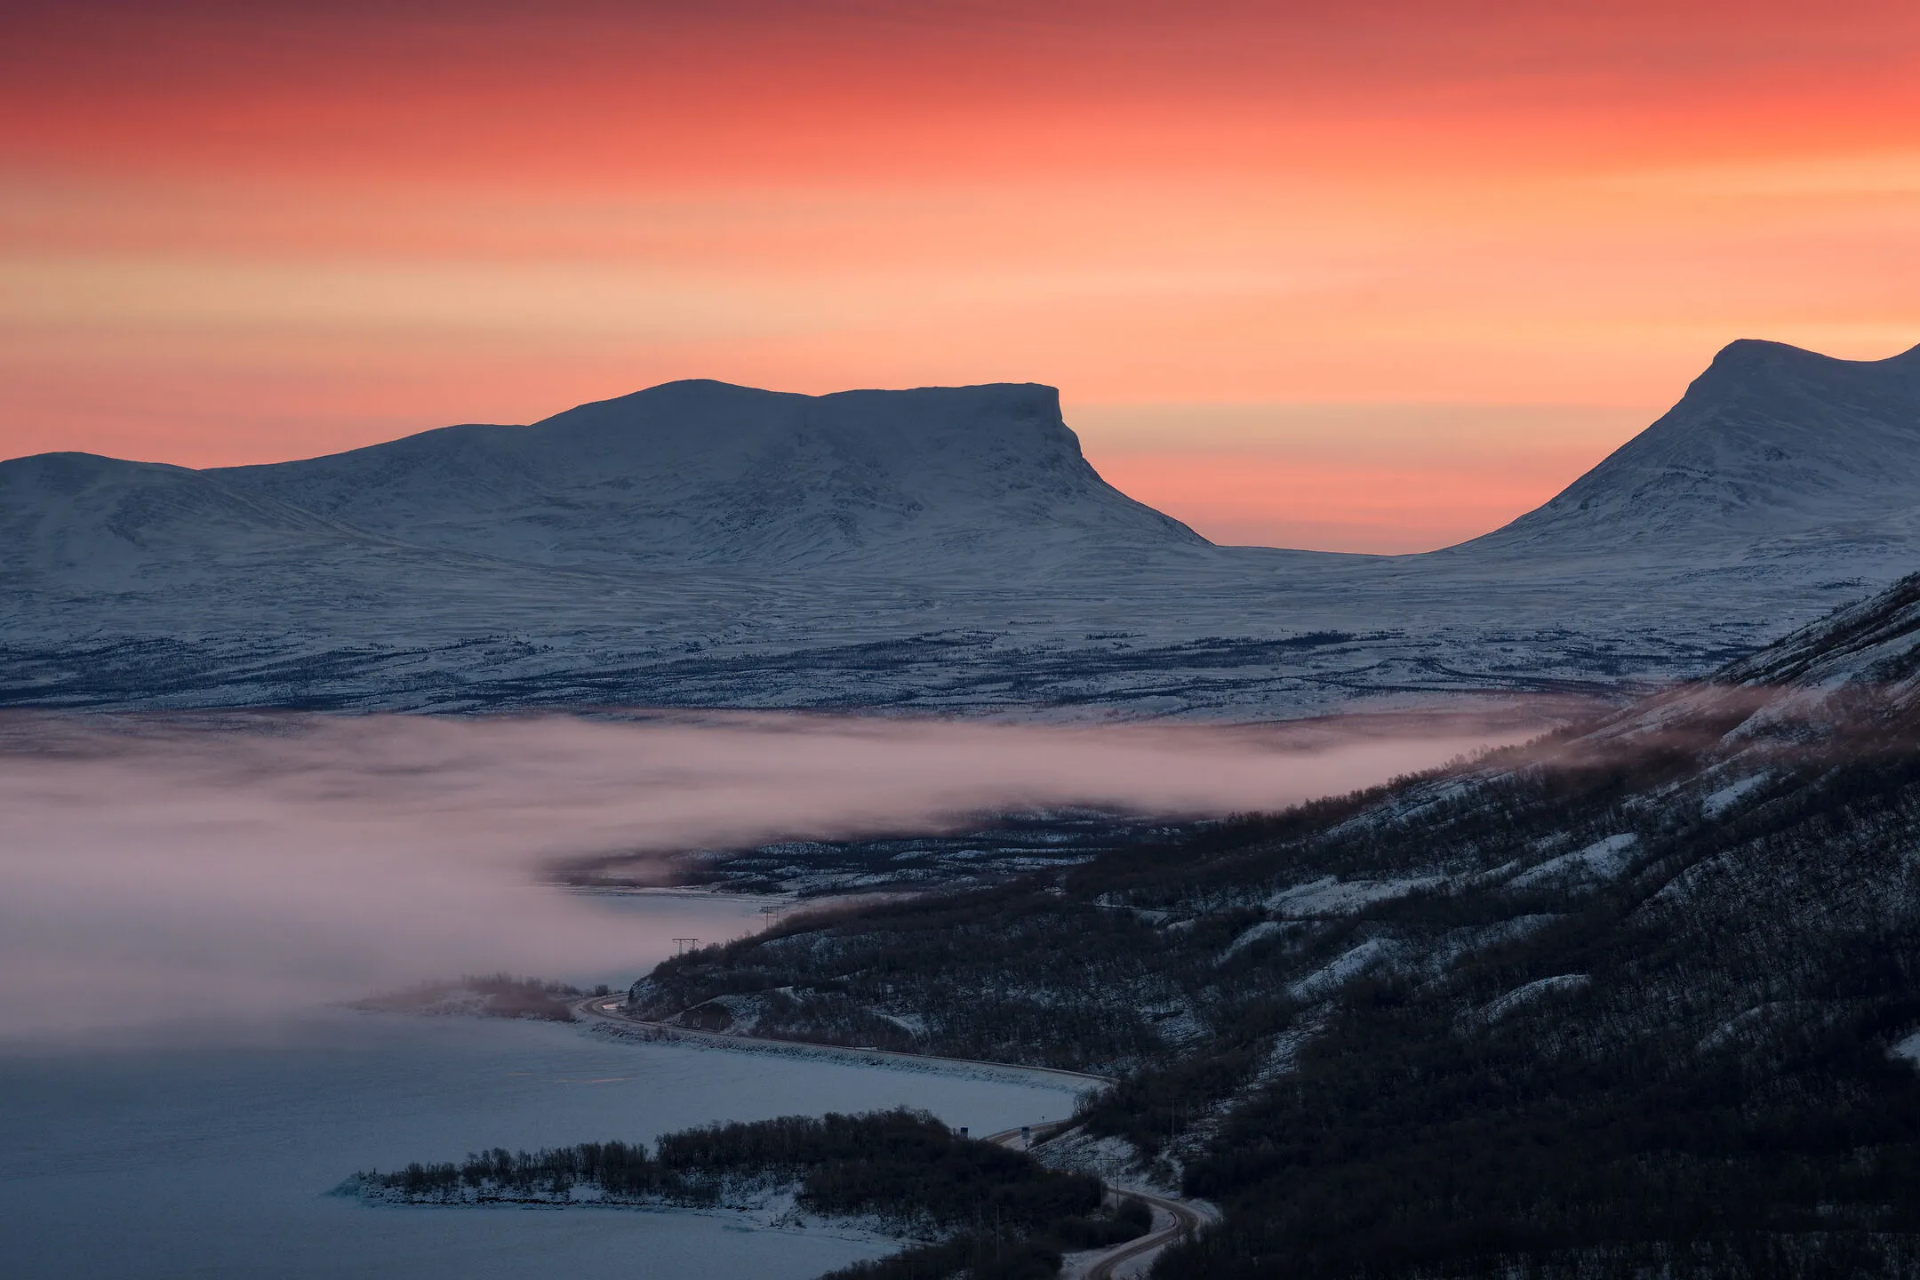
[1076, 1189, 1209, 1280]
[576, 997, 1216, 1278]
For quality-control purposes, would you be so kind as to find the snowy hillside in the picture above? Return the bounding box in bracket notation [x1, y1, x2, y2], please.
[3, 342, 1918, 715]
[0, 452, 392, 587]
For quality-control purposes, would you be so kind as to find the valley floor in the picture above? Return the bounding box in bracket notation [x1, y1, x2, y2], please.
[2, 544, 1866, 716]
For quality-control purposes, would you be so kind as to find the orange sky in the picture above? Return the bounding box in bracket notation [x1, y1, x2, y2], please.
[3, 0, 1917, 551]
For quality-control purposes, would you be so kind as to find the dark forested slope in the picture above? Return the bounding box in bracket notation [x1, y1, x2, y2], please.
[346, 1108, 1145, 1280]
[632, 572, 1920, 1276]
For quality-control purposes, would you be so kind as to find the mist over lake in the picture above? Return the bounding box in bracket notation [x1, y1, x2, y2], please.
[0, 708, 1521, 1039]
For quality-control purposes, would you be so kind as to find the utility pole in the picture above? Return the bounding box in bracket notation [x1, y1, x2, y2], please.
[672, 937, 699, 956]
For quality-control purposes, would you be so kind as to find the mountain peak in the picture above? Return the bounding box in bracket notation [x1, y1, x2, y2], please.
[1690, 337, 1920, 395]
[1460, 338, 1920, 561]
[1704, 336, 1827, 367]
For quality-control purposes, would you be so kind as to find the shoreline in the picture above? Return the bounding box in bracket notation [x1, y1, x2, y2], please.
[578, 996, 1115, 1092]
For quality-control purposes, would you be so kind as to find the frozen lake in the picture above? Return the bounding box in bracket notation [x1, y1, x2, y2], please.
[0, 1009, 1089, 1279]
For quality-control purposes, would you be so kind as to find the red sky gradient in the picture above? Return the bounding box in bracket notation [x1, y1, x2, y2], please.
[3, 1, 1917, 551]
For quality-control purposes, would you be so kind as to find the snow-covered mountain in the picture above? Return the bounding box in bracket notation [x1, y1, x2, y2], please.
[209, 380, 1203, 571]
[1458, 339, 1920, 579]
[2, 341, 1917, 715]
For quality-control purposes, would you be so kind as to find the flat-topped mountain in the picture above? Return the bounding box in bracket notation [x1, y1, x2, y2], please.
[4, 341, 1919, 715]
[208, 380, 1204, 571]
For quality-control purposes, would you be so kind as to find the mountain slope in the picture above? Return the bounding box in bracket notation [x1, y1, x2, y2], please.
[636, 566, 1920, 1276]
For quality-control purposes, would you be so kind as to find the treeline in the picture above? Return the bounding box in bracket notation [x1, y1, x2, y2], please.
[817, 1197, 1151, 1280]
[368, 1138, 700, 1202]
[656, 1109, 1102, 1235]
[823, 1198, 1151, 1280]
[356, 971, 595, 1022]
[353, 1108, 1145, 1274]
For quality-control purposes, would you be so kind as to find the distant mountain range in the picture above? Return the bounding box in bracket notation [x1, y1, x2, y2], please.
[3, 339, 1917, 715]
[209, 380, 1204, 571]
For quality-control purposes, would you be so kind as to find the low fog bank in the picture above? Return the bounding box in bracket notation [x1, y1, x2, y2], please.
[0, 706, 1548, 1040]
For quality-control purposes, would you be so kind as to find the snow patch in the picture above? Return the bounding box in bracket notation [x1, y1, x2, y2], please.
[1289, 939, 1393, 1000]
[871, 1010, 927, 1039]
[1253, 1018, 1326, 1082]
[1032, 1128, 1171, 1197]
[1265, 875, 1444, 917]
[1891, 1030, 1920, 1069]
[1427, 913, 1562, 972]
[1702, 773, 1770, 819]
[1507, 834, 1638, 888]
[1697, 1001, 1811, 1053]
[1468, 974, 1591, 1026]
[1220, 921, 1287, 960]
